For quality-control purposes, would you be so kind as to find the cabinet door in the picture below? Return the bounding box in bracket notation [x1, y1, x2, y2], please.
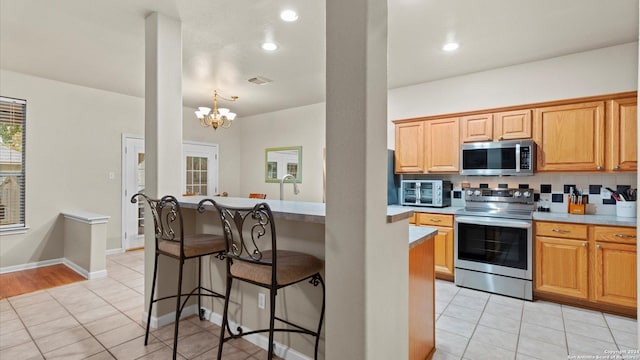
[535, 236, 589, 299]
[594, 242, 637, 308]
[533, 101, 605, 171]
[433, 227, 454, 278]
[395, 122, 425, 173]
[460, 114, 492, 143]
[494, 109, 532, 140]
[608, 97, 637, 171]
[425, 118, 459, 172]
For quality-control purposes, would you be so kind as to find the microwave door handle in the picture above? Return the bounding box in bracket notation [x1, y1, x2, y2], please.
[515, 143, 520, 173]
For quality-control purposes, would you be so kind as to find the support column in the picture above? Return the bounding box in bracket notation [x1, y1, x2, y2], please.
[144, 12, 188, 323]
[326, 1, 409, 359]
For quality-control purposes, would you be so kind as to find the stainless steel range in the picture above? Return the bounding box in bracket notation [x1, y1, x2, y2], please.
[454, 188, 534, 300]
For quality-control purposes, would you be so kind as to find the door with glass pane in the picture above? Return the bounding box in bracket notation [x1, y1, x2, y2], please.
[182, 142, 218, 196]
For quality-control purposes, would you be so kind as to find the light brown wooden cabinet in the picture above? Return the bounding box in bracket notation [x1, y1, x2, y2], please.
[533, 101, 606, 171]
[394, 117, 459, 174]
[395, 122, 425, 173]
[607, 97, 637, 171]
[414, 213, 454, 280]
[592, 226, 637, 308]
[460, 114, 492, 142]
[460, 109, 532, 143]
[409, 231, 435, 360]
[535, 221, 637, 313]
[425, 118, 459, 172]
[535, 222, 589, 299]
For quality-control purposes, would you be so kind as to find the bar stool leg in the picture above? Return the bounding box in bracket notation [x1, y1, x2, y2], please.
[217, 275, 234, 360]
[315, 275, 325, 360]
[172, 259, 184, 360]
[198, 258, 203, 320]
[268, 288, 276, 359]
[144, 253, 159, 345]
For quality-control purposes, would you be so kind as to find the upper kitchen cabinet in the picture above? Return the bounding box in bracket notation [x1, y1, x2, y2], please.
[607, 97, 637, 172]
[425, 117, 460, 173]
[533, 101, 605, 172]
[395, 121, 425, 173]
[460, 110, 532, 143]
[460, 114, 493, 142]
[494, 109, 532, 141]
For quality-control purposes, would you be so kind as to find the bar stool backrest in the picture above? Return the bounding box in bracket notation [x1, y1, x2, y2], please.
[204, 201, 277, 270]
[131, 193, 185, 250]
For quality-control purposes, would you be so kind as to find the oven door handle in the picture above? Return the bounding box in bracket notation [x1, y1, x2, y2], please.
[455, 216, 532, 229]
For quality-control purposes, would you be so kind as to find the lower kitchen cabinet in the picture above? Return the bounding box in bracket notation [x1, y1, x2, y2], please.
[415, 212, 454, 281]
[409, 233, 435, 360]
[593, 226, 637, 308]
[534, 221, 637, 313]
[535, 236, 589, 299]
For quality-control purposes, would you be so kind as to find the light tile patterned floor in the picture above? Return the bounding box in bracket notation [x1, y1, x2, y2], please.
[1, 250, 637, 359]
[0, 250, 281, 359]
[433, 280, 639, 360]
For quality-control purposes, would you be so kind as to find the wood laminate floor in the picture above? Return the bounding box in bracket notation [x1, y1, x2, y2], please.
[0, 264, 85, 299]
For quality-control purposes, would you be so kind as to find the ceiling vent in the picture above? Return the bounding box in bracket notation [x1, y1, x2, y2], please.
[247, 76, 273, 85]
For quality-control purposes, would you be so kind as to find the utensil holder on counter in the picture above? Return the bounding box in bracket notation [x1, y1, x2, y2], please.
[616, 202, 637, 218]
[567, 195, 587, 215]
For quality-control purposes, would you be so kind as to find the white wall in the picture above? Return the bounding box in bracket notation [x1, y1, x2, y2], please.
[387, 42, 639, 149]
[238, 102, 325, 202]
[0, 69, 242, 268]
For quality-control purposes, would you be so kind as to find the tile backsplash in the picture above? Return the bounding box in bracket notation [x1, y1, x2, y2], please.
[400, 173, 637, 215]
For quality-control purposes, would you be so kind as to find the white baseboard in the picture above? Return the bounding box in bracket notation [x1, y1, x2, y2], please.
[105, 248, 125, 256]
[201, 308, 312, 360]
[62, 259, 107, 280]
[0, 258, 63, 274]
[143, 304, 199, 329]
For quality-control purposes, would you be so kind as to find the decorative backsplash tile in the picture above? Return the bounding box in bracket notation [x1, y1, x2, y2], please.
[400, 172, 637, 215]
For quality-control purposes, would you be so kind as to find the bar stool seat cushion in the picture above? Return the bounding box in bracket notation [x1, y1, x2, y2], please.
[158, 234, 226, 258]
[231, 250, 323, 286]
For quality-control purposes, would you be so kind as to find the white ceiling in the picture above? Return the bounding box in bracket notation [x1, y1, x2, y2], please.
[0, 0, 638, 117]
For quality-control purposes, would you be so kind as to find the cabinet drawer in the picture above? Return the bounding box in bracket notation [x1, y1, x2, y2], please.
[416, 213, 453, 227]
[536, 222, 587, 239]
[593, 226, 637, 245]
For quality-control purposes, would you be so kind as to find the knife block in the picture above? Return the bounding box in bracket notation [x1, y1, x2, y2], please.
[567, 195, 587, 215]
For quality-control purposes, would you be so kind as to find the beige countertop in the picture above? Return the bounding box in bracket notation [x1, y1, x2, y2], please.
[180, 196, 415, 224]
[409, 226, 437, 249]
[393, 205, 637, 227]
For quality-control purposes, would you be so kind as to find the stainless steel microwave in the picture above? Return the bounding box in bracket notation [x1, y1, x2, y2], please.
[460, 139, 535, 176]
[400, 180, 452, 207]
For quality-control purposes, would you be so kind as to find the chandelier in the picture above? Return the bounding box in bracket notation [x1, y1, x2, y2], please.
[195, 90, 239, 130]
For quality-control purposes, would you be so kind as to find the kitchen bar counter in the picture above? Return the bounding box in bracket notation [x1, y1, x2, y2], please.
[409, 225, 437, 248]
[182, 195, 415, 224]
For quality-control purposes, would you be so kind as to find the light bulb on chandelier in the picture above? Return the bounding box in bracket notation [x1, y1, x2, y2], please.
[195, 90, 239, 130]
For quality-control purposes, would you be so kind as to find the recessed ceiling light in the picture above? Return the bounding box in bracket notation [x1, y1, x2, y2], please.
[442, 42, 459, 52]
[280, 9, 298, 22]
[261, 42, 278, 51]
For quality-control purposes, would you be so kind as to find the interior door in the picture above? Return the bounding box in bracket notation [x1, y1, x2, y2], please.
[123, 137, 145, 250]
[182, 142, 219, 196]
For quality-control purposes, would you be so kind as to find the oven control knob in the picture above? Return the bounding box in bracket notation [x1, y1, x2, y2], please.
[466, 190, 474, 196]
[514, 191, 522, 198]
[523, 191, 532, 198]
[473, 190, 482, 196]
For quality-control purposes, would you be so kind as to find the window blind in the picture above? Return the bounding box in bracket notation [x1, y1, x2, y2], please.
[0, 96, 26, 227]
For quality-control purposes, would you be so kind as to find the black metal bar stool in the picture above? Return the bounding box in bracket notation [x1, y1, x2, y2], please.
[197, 199, 325, 360]
[131, 193, 226, 360]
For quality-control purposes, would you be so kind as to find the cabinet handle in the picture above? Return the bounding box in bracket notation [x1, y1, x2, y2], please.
[596, 244, 601, 249]
[596, 165, 603, 171]
[552, 229, 570, 234]
[614, 165, 620, 171]
[582, 242, 587, 247]
[498, 136, 504, 141]
[615, 234, 636, 239]
[429, 218, 442, 223]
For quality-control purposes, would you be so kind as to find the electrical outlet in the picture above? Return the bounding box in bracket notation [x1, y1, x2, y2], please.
[258, 293, 265, 309]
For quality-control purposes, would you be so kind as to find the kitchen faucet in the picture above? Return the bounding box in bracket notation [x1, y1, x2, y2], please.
[280, 174, 300, 200]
